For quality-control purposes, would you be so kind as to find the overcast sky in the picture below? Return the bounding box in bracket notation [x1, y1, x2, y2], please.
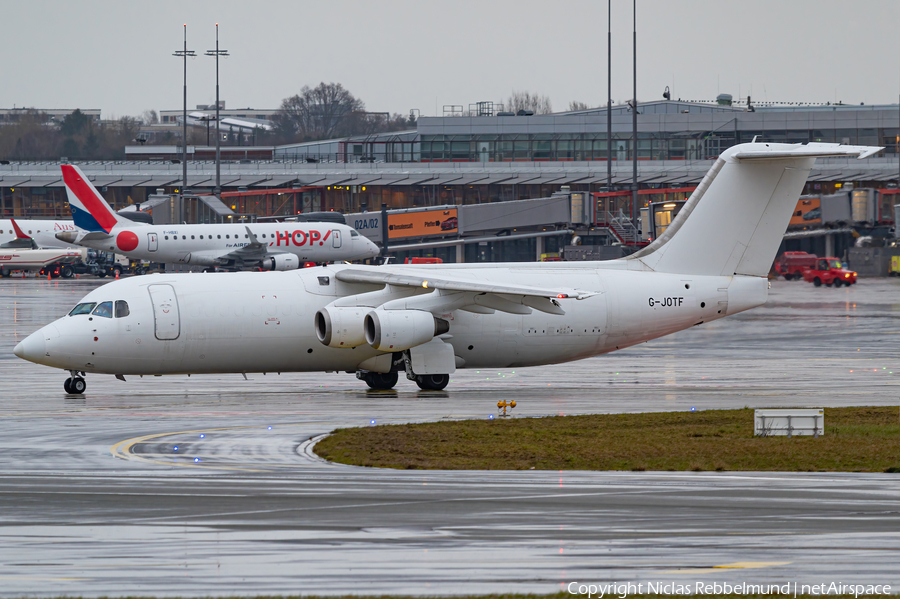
[3, 0, 899, 119]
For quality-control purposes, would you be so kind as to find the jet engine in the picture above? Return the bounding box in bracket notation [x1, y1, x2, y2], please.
[315, 306, 369, 348]
[262, 254, 300, 271]
[364, 309, 450, 351]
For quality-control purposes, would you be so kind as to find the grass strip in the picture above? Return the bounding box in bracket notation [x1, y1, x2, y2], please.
[315, 407, 900, 471]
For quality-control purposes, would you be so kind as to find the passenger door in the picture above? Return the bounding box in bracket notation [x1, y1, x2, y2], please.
[148, 284, 180, 340]
[148, 233, 158, 252]
[332, 229, 342, 249]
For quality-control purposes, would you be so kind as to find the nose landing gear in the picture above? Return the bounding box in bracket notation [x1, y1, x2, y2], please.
[64, 371, 86, 394]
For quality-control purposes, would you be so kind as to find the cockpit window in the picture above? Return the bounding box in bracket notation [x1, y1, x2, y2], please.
[92, 301, 113, 318]
[350, 230, 359, 237]
[69, 302, 96, 316]
[115, 300, 130, 318]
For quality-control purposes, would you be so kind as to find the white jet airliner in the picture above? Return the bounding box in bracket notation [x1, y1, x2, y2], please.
[55, 165, 380, 270]
[14, 143, 880, 394]
[0, 218, 77, 249]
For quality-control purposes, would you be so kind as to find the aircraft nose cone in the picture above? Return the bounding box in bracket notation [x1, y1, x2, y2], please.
[14, 332, 45, 362]
[55, 231, 78, 244]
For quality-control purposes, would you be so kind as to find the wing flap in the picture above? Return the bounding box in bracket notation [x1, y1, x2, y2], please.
[335, 268, 596, 300]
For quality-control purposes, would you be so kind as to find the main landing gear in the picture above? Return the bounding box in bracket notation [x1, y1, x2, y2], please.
[358, 371, 399, 390]
[414, 374, 450, 391]
[64, 371, 86, 394]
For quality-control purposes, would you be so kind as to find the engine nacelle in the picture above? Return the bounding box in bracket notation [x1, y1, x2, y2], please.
[364, 309, 450, 351]
[315, 306, 369, 348]
[262, 254, 300, 271]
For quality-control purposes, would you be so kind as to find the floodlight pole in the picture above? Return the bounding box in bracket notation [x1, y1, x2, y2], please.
[173, 25, 196, 222]
[606, 0, 612, 194]
[206, 24, 229, 197]
[631, 0, 638, 231]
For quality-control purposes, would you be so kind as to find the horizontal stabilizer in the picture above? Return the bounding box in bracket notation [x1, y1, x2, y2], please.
[732, 143, 882, 161]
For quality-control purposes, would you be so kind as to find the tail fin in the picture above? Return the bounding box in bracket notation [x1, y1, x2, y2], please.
[61, 164, 134, 233]
[1, 218, 37, 249]
[630, 142, 882, 277]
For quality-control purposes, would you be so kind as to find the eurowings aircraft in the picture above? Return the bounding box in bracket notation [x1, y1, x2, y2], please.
[55, 165, 380, 271]
[15, 143, 881, 394]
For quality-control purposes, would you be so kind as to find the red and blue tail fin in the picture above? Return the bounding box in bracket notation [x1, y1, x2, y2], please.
[61, 165, 131, 233]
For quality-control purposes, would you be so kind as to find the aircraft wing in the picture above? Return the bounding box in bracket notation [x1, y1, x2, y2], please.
[210, 226, 274, 265]
[334, 267, 597, 316]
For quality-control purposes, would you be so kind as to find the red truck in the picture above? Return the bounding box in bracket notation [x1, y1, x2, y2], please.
[774, 251, 817, 280]
[801, 257, 857, 287]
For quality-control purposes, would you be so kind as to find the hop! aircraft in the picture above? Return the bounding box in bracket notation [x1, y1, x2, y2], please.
[54, 165, 380, 271]
[15, 143, 881, 394]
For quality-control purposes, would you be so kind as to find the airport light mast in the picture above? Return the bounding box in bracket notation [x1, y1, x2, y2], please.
[631, 0, 639, 230]
[607, 0, 612, 194]
[206, 24, 229, 197]
[173, 25, 196, 221]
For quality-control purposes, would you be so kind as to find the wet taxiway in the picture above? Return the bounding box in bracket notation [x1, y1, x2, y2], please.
[1, 277, 899, 596]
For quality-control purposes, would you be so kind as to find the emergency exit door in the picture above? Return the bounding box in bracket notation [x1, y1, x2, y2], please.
[332, 230, 342, 248]
[148, 232, 158, 252]
[148, 284, 180, 340]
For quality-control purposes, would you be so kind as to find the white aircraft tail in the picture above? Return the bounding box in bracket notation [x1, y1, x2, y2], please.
[630, 142, 882, 277]
[61, 164, 137, 234]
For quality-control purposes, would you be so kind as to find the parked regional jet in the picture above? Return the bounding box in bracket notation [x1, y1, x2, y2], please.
[0, 217, 77, 249]
[0, 218, 86, 277]
[15, 143, 881, 394]
[55, 165, 379, 271]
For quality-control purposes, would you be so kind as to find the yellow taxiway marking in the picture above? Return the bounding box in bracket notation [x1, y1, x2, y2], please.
[110, 424, 308, 472]
[661, 561, 791, 574]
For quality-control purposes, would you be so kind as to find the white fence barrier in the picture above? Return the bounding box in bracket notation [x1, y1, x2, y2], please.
[754, 409, 824, 437]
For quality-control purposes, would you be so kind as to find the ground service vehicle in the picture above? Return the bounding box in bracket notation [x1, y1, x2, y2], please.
[404, 257, 443, 264]
[802, 257, 857, 287]
[14, 142, 882, 394]
[774, 251, 818, 280]
[0, 248, 85, 278]
[890, 256, 900, 276]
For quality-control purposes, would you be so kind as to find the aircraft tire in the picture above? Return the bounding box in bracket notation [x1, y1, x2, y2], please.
[70, 377, 86, 394]
[415, 373, 449, 391]
[364, 372, 398, 390]
[63, 378, 72, 394]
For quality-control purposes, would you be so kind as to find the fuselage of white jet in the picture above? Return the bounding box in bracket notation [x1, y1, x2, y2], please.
[61, 221, 380, 269]
[10, 263, 765, 375]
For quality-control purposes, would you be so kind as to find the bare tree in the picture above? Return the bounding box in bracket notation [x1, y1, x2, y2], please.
[504, 91, 553, 115]
[274, 82, 365, 141]
[568, 101, 593, 112]
[141, 109, 159, 125]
